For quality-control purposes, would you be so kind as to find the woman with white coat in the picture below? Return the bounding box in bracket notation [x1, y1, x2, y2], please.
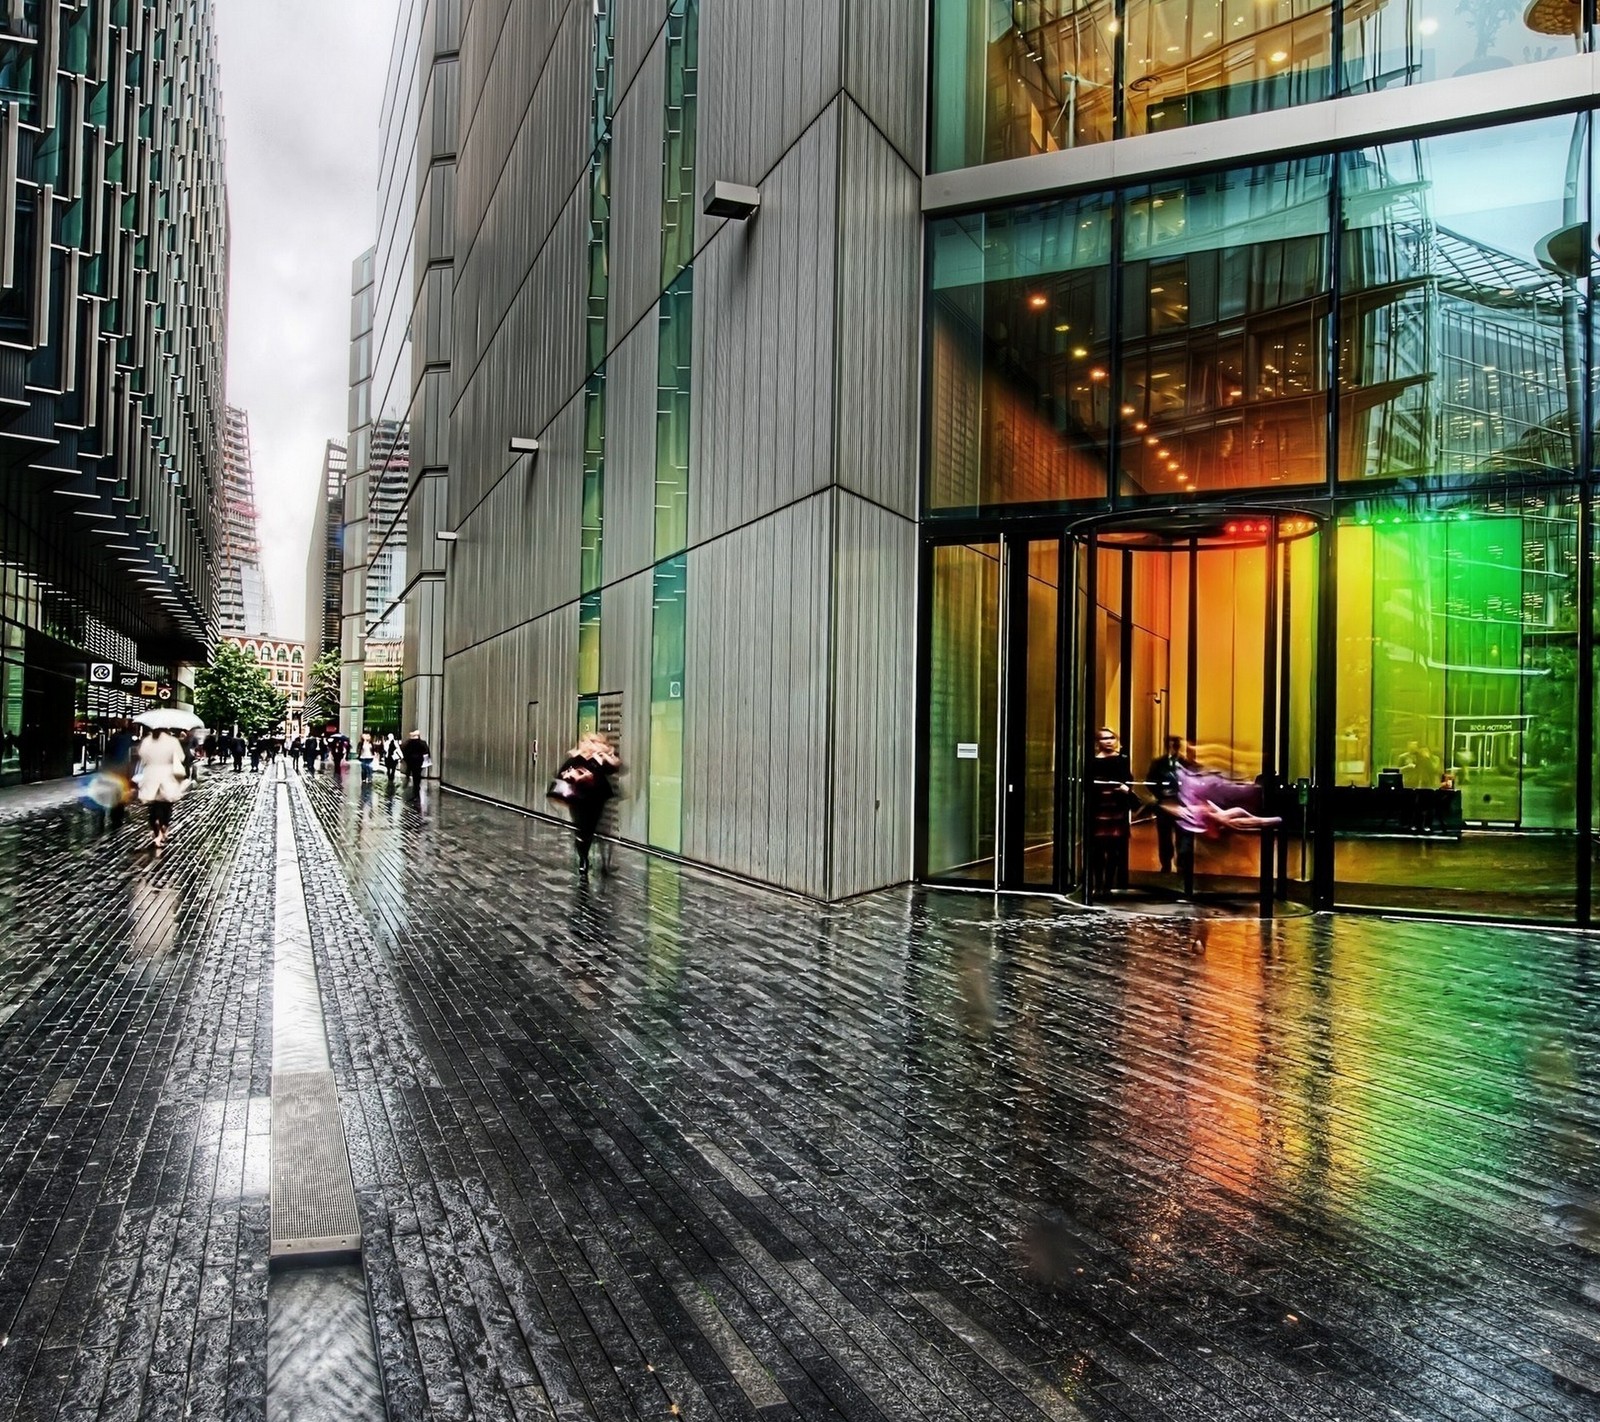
[135, 728, 189, 848]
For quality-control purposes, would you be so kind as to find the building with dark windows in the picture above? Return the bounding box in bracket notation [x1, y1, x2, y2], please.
[419, 0, 1600, 922]
[216, 406, 272, 636]
[0, 0, 227, 784]
[303, 438, 346, 664]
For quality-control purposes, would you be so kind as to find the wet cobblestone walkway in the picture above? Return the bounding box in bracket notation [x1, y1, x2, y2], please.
[0, 767, 1597, 1419]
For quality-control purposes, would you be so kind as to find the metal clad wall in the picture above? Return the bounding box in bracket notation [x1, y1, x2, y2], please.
[602, 314, 661, 587]
[842, 0, 925, 169]
[608, 29, 667, 346]
[451, 390, 581, 652]
[834, 101, 921, 519]
[683, 492, 832, 896]
[691, 110, 840, 548]
[616, 1, 669, 105]
[828, 490, 917, 897]
[697, 0, 842, 211]
[598, 568, 653, 843]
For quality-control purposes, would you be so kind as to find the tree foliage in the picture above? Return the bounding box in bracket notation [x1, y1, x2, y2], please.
[195, 642, 288, 736]
[307, 649, 342, 725]
[364, 671, 401, 736]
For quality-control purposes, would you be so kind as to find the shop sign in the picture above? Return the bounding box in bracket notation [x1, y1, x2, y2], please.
[139, 680, 159, 697]
[116, 671, 141, 691]
[88, 661, 114, 685]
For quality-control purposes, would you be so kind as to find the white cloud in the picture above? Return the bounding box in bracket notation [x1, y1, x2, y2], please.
[214, 0, 396, 639]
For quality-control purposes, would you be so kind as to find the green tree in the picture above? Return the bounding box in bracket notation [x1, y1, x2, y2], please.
[364, 670, 401, 736]
[195, 642, 288, 736]
[306, 648, 341, 725]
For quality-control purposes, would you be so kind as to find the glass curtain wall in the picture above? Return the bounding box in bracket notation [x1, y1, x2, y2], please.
[930, 0, 1587, 171]
[921, 109, 1600, 919]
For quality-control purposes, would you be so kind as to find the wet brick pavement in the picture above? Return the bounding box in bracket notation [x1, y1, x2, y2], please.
[0, 765, 1597, 1419]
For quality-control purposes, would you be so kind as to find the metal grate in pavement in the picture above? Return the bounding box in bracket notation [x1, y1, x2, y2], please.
[270, 1068, 360, 1257]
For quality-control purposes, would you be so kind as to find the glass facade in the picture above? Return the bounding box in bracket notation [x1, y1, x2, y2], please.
[929, 0, 1586, 171]
[919, 103, 1600, 922]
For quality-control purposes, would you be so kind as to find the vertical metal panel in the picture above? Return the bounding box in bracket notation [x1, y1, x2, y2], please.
[827, 490, 917, 898]
[833, 101, 921, 519]
[690, 110, 839, 548]
[615, 0, 667, 99]
[841, 0, 925, 170]
[682, 492, 833, 896]
[608, 27, 665, 345]
[602, 311, 660, 587]
[598, 567, 653, 843]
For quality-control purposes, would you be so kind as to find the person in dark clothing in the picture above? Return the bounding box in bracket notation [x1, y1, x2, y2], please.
[1088, 727, 1134, 897]
[330, 734, 348, 772]
[1146, 735, 1195, 875]
[249, 738, 262, 772]
[382, 733, 401, 784]
[400, 730, 429, 792]
[231, 735, 245, 772]
[100, 721, 137, 828]
[550, 734, 620, 872]
[302, 734, 319, 774]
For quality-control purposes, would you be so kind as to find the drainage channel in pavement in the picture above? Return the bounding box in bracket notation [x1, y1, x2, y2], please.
[266, 768, 385, 1421]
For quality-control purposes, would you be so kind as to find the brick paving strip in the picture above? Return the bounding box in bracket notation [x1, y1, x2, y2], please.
[0, 773, 274, 1422]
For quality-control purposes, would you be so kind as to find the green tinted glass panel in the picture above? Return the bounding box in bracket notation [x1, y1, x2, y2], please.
[577, 591, 601, 697]
[648, 554, 687, 852]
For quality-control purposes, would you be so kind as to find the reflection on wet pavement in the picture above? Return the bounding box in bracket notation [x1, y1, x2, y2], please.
[293, 771, 1600, 1421]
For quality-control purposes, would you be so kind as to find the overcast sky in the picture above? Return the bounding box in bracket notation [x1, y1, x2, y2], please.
[214, 0, 396, 639]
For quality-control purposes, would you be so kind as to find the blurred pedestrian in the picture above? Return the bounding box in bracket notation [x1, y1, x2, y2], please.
[249, 737, 262, 772]
[400, 730, 429, 792]
[94, 719, 137, 828]
[302, 733, 319, 775]
[382, 733, 400, 784]
[549, 733, 620, 873]
[357, 732, 376, 783]
[135, 727, 189, 849]
[230, 734, 244, 772]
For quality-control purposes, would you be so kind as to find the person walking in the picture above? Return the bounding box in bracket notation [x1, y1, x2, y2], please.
[98, 719, 137, 828]
[302, 733, 319, 775]
[135, 727, 189, 849]
[230, 734, 245, 772]
[1088, 727, 1134, 898]
[400, 730, 430, 792]
[1146, 735, 1195, 876]
[550, 733, 620, 873]
[331, 734, 348, 773]
[357, 732, 376, 783]
[382, 733, 401, 784]
[249, 737, 262, 773]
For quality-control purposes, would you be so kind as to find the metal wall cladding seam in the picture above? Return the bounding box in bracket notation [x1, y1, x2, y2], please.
[696, 0, 843, 234]
[682, 491, 833, 898]
[607, 26, 667, 346]
[841, 0, 926, 171]
[827, 490, 917, 898]
[598, 567, 653, 843]
[419, 162, 455, 267]
[452, 182, 587, 525]
[690, 109, 840, 550]
[601, 314, 662, 589]
[452, 0, 588, 402]
[452, 386, 582, 654]
[454, 0, 586, 308]
[833, 101, 921, 520]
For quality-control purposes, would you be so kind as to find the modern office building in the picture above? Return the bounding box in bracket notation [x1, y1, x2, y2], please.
[430, 0, 1600, 922]
[215, 406, 273, 636]
[303, 438, 346, 663]
[0, 0, 228, 783]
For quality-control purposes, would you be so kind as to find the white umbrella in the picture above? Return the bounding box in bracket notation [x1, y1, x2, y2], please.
[133, 708, 203, 731]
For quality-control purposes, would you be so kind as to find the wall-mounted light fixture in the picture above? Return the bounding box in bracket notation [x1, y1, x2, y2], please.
[509, 436, 540, 455]
[436, 530, 459, 542]
[703, 180, 760, 221]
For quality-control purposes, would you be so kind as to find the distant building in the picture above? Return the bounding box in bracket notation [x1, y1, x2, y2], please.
[216, 406, 274, 636]
[303, 439, 347, 662]
[223, 635, 305, 729]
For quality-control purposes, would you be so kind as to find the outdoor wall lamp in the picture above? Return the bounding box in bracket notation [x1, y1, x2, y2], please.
[703, 180, 760, 220]
[436, 530, 459, 542]
[508, 436, 540, 456]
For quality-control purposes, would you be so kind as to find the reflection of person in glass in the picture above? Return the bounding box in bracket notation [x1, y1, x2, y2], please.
[1146, 735, 1195, 874]
[1399, 741, 1440, 790]
[1089, 728, 1133, 896]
